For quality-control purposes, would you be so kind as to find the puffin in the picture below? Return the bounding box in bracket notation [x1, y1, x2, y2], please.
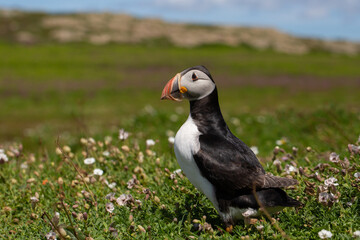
[161, 66, 301, 230]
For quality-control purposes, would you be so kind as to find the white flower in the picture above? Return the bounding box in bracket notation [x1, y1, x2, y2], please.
[20, 162, 28, 169]
[30, 196, 39, 203]
[102, 151, 110, 157]
[175, 107, 184, 114]
[144, 105, 156, 115]
[105, 192, 116, 200]
[173, 169, 182, 174]
[93, 168, 103, 176]
[168, 136, 175, 144]
[146, 139, 156, 148]
[45, 231, 57, 240]
[353, 230, 360, 237]
[354, 172, 360, 179]
[0, 152, 8, 163]
[324, 177, 339, 187]
[250, 146, 259, 155]
[318, 192, 336, 204]
[318, 229, 332, 239]
[276, 137, 287, 146]
[119, 129, 129, 140]
[0, 149, 4, 153]
[284, 164, 297, 174]
[230, 117, 240, 126]
[107, 182, 116, 189]
[348, 144, 360, 154]
[170, 114, 178, 122]
[106, 202, 115, 213]
[329, 152, 340, 163]
[116, 194, 133, 206]
[256, 224, 264, 231]
[84, 157, 95, 165]
[127, 178, 137, 189]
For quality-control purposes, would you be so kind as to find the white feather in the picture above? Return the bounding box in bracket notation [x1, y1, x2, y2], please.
[174, 115, 220, 212]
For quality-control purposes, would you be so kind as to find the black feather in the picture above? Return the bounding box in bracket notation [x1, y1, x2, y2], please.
[189, 86, 300, 212]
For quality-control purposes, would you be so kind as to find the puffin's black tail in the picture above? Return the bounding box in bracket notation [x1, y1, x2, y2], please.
[227, 188, 302, 210]
[256, 188, 302, 207]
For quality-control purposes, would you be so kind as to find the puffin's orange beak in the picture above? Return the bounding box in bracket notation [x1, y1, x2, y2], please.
[161, 73, 183, 101]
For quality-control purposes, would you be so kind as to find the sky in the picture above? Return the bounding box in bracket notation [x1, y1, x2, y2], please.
[0, 0, 359, 41]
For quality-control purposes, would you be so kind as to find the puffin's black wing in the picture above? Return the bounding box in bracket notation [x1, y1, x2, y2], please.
[193, 133, 297, 195]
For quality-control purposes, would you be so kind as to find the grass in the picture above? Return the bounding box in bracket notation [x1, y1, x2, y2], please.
[0, 42, 360, 239]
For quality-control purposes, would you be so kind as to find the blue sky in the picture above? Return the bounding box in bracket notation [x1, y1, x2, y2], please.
[1, 0, 359, 41]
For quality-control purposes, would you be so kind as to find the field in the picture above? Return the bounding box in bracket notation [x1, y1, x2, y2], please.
[0, 42, 360, 239]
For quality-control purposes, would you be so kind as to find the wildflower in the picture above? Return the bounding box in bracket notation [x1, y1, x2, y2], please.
[119, 129, 129, 140]
[80, 138, 88, 145]
[318, 192, 338, 206]
[348, 144, 360, 154]
[318, 192, 331, 203]
[284, 164, 297, 174]
[354, 172, 360, 179]
[250, 146, 259, 155]
[45, 231, 57, 240]
[30, 196, 39, 209]
[230, 117, 240, 126]
[93, 168, 104, 176]
[273, 159, 282, 172]
[137, 152, 144, 163]
[143, 105, 156, 115]
[329, 152, 340, 163]
[121, 145, 130, 152]
[276, 137, 288, 146]
[256, 225, 264, 231]
[106, 181, 116, 189]
[116, 194, 133, 206]
[353, 231, 360, 237]
[102, 151, 110, 157]
[146, 139, 156, 148]
[138, 225, 146, 233]
[88, 137, 96, 145]
[106, 203, 114, 213]
[52, 212, 60, 227]
[175, 106, 184, 114]
[324, 177, 339, 187]
[318, 229, 332, 239]
[173, 169, 182, 175]
[105, 192, 116, 201]
[0, 150, 8, 163]
[127, 177, 137, 189]
[84, 157, 95, 165]
[20, 162, 28, 169]
[109, 225, 118, 237]
[170, 114, 178, 122]
[168, 136, 175, 144]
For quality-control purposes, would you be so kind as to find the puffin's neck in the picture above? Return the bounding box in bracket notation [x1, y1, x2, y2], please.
[189, 88, 228, 134]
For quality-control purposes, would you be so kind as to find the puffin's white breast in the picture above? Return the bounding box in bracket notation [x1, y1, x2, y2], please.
[174, 115, 219, 211]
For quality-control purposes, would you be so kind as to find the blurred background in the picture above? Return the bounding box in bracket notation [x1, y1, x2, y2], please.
[0, 0, 360, 153]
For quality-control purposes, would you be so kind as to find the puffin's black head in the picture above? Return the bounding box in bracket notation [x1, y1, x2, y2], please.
[161, 65, 216, 101]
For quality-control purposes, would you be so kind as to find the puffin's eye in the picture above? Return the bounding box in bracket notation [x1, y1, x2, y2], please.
[192, 73, 198, 81]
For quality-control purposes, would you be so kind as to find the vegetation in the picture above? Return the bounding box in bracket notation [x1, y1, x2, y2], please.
[0, 41, 360, 239]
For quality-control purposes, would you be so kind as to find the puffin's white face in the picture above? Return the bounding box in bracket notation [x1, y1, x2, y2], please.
[161, 67, 216, 101]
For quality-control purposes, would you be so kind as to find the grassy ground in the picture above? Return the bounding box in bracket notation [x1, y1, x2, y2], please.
[0, 42, 360, 239]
